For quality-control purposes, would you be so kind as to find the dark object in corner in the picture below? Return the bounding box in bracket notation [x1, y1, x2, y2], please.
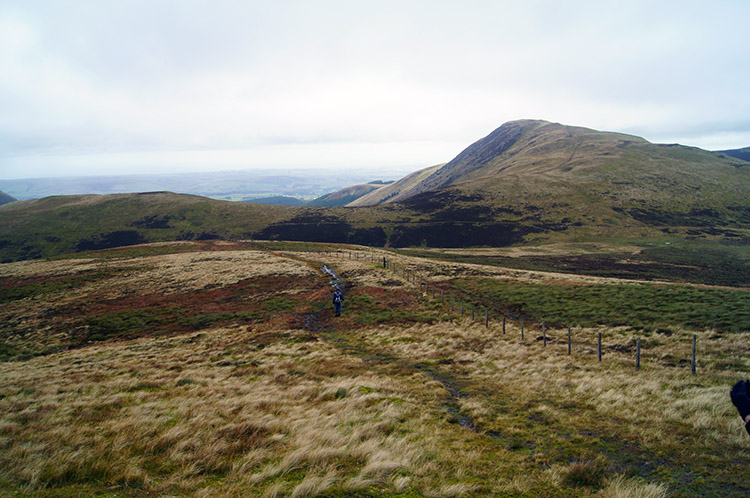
[730, 380, 750, 436]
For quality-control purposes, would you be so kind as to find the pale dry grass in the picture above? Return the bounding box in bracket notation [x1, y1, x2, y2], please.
[0, 248, 316, 298]
[0, 324, 464, 497]
[293, 246, 639, 291]
[352, 316, 750, 493]
[367, 249, 649, 287]
[0, 257, 102, 278]
[596, 476, 668, 498]
[109, 249, 318, 295]
[412, 242, 643, 258]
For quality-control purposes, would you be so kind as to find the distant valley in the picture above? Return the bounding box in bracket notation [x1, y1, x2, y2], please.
[0, 168, 405, 203]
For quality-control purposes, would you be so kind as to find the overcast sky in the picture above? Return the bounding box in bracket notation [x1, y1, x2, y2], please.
[1, 0, 749, 179]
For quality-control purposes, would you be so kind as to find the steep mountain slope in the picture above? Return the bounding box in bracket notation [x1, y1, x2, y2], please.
[386, 120, 749, 203]
[308, 183, 382, 207]
[0, 191, 17, 206]
[348, 164, 443, 206]
[381, 120, 750, 242]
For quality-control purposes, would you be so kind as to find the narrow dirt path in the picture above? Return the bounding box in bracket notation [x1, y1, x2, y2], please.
[271, 249, 490, 437]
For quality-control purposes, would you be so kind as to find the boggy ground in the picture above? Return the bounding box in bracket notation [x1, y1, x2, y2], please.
[0, 240, 749, 497]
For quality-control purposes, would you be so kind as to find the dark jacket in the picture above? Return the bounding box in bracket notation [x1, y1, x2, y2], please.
[333, 290, 344, 304]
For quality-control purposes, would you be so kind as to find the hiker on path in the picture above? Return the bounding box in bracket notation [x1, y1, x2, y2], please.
[332, 289, 344, 317]
[731, 379, 750, 436]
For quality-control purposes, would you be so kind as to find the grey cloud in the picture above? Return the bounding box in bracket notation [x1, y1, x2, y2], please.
[1, 0, 750, 178]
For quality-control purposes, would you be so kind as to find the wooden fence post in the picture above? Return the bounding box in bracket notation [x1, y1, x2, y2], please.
[543, 323, 547, 346]
[485, 309, 489, 328]
[502, 316, 506, 335]
[692, 335, 697, 375]
[521, 320, 524, 343]
[567, 326, 571, 355]
[636, 337, 641, 371]
[472, 307, 475, 320]
[598, 333, 602, 362]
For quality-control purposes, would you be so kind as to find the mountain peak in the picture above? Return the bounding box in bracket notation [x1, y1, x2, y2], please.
[389, 120, 658, 201]
[401, 120, 572, 195]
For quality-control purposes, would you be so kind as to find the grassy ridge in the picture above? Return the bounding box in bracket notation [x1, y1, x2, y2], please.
[396, 241, 750, 287]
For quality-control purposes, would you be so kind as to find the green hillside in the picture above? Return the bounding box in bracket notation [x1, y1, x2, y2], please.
[0, 192, 301, 261]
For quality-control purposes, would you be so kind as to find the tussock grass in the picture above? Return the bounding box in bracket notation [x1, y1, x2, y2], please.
[0, 327, 444, 496]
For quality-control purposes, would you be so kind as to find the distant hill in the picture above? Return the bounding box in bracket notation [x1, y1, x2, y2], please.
[347, 164, 443, 206]
[0, 191, 17, 206]
[307, 184, 382, 207]
[717, 146, 750, 162]
[0, 192, 301, 261]
[1, 120, 749, 263]
[241, 196, 306, 206]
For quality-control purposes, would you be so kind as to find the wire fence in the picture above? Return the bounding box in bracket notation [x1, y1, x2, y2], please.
[309, 247, 744, 375]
